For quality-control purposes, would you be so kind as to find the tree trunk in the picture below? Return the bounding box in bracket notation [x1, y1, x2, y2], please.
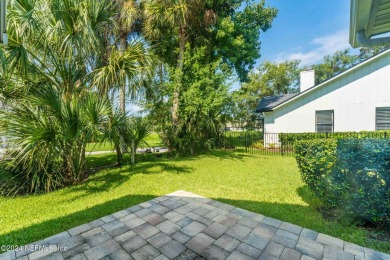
[120, 85, 126, 113]
[115, 142, 122, 166]
[172, 27, 186, 126]
[120, 38, 128, 114]
[131, 140, 135, 164]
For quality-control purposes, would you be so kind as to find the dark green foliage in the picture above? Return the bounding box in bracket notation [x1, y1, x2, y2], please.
[214, 0, 278, 82]
[295, 139, 390, 227]
[147, 47, 231, 155]
[0, 88, 111, 196]
[335, 139, 390, 225]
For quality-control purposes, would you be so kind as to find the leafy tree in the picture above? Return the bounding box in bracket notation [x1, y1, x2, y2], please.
[358, 46, 390, 61]
[142, 0, 207, 126]
[311, 47, 389, 85]
[144, 46, 231, 154]
[142, 0, 277, 127]
[211, 1, 278, 82]
[311, 49, 358, 84]
[231, 60, 300, 128]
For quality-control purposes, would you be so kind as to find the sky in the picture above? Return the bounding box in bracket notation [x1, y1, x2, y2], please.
[258, 0, 352, 66]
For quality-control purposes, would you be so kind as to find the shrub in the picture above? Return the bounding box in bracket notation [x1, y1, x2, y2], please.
[295, 138, 390, 226]
[335, 139, 390, 225]
[294, 139, 338, 206]
[251, 140, 264, 149]
[280, 130, 390, 145]
[0, 89, 111, 196]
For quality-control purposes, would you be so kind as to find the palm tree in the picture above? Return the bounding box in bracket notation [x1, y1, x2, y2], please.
[123, 117, 151, 164]
[0, 0, 152, 194]
[114, 0, 141, 113]
[142, 0, 207, 126]
[92, 41, 152, 165]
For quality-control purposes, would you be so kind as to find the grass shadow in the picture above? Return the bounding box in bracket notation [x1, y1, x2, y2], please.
[68, 161, 193, 201]
[127, 162, 193, 175]
[1, 193, 390, 254]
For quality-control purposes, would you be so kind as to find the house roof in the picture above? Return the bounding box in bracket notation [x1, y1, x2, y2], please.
[350, 0, 390, 47]
[255, 93, 298, 113]
[255, 48, 390, 113]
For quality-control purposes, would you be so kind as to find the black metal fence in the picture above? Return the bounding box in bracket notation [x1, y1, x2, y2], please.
[216, 131, 293, 156]
[216, 131, 390, 156]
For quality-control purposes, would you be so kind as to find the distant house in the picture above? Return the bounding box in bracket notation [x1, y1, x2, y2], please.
[255, 49, 390, 140]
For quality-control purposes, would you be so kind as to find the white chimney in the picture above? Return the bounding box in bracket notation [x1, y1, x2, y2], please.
[300, 69, 315, 92]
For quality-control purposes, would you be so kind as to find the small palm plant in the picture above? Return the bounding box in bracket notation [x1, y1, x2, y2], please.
[122, 117, 151, 164]
[0, 87, 111, 195]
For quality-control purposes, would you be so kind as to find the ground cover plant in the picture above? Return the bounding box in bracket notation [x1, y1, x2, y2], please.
[0, 152, 389, 254]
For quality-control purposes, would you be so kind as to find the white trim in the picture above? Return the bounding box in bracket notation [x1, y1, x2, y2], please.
[350, 0, 390, 47]
[349, 0, 359, 47]
[272, 48, 390, 110]
[0, 0, 6, 45]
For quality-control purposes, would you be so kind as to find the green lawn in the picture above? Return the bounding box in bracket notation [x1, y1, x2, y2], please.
[0, 151, 388, 254]
[86, 132, 164, 152]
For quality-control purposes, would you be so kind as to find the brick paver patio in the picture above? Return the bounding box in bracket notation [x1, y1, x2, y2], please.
[1, 190, 389, 260]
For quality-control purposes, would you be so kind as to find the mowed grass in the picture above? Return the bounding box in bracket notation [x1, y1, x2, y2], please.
[85, 132, 164, 152]
[0, 151, 388, 254]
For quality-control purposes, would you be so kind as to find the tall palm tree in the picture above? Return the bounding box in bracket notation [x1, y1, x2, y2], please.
[114, 0, 141, 113]
[142, 0, 207, 126]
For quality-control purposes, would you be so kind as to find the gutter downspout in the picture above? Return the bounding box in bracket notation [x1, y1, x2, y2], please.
[0, 0, 7, 45]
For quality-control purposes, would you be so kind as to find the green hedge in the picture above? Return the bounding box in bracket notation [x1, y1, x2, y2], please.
[281, 130, 390, 144]
[295, 138, 390, 226]
[294, 139, 338, 206]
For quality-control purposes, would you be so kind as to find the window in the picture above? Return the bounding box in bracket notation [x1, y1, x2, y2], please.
[376, 107, 390, 130]
[316, 110, 334, 133]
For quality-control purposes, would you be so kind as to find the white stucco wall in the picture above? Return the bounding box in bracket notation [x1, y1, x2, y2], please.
[264, 52, 390, 134]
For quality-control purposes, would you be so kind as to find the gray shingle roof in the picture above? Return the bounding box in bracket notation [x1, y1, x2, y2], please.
[255, 93, 298, 113]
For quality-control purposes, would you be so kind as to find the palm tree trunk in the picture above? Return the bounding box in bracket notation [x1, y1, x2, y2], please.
[131, 140, 135, 164]
[120, 38, 128, 114]
[120, 85, 126, 113]
[115, 142, 122, 166]
[172, 27, 186, 126]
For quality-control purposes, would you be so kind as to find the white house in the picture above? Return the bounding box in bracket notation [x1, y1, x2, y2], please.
[256, 49, 390, 140]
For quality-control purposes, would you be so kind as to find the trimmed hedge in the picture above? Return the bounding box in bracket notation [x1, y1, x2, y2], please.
[295, 138, 390, 226]
[294, 140, 338, 207]
[281, 130, 390, 144]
